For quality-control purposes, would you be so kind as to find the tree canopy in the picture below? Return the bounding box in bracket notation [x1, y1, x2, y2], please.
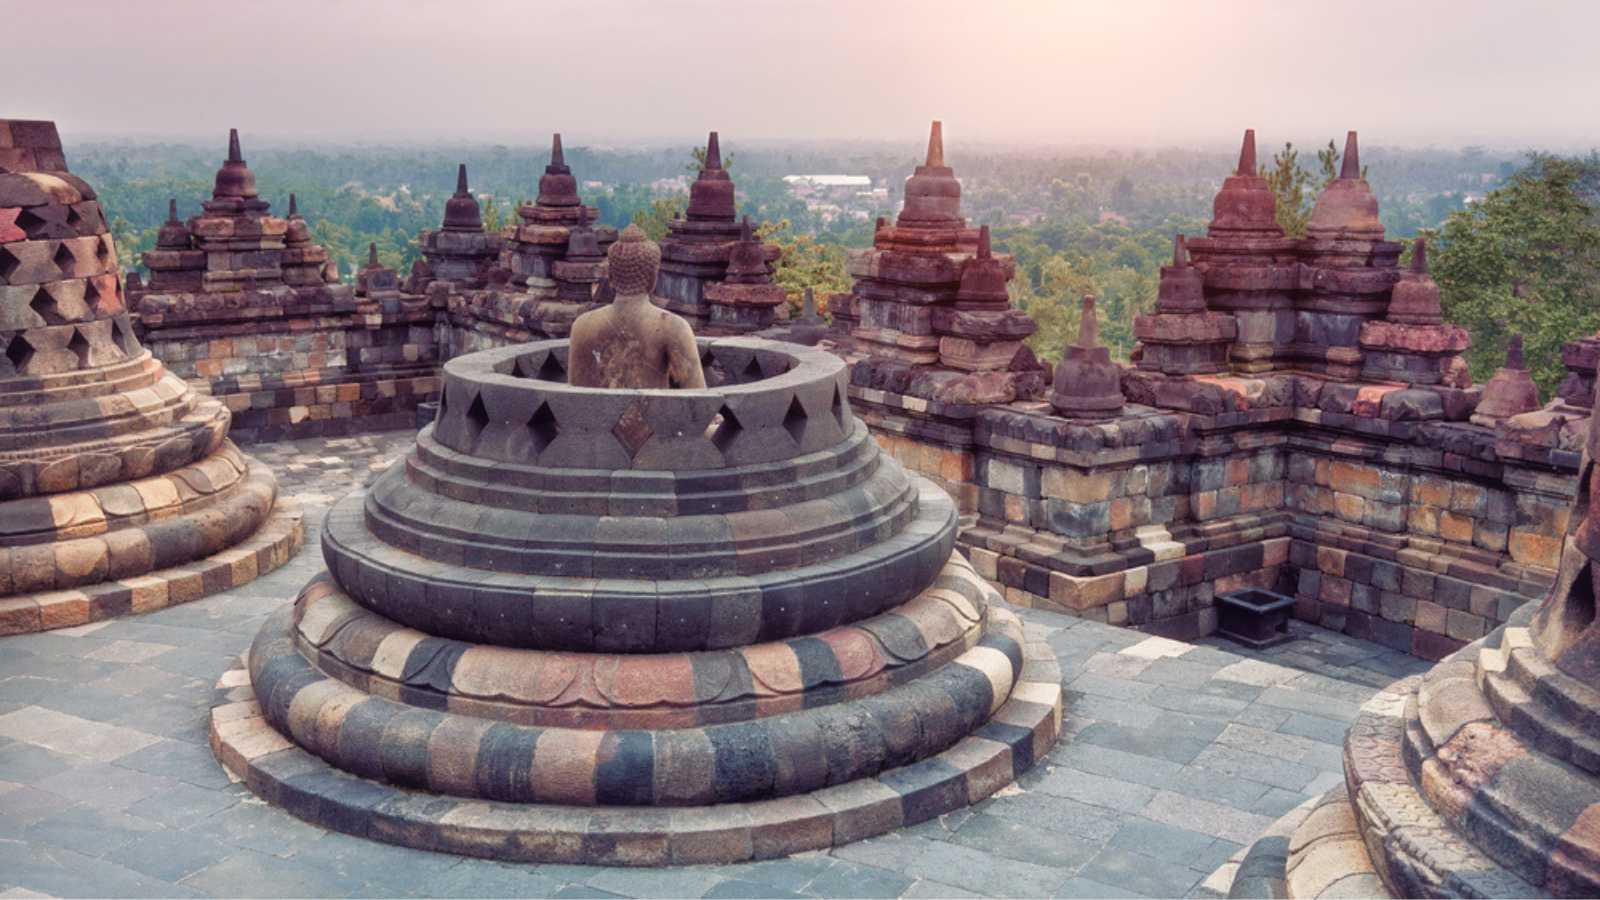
[1432, 153, 1600, 398]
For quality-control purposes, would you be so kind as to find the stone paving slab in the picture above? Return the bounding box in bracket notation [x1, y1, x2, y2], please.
[0, 429, 1425, 898]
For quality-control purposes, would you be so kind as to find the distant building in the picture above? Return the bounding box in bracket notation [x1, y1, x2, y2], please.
[783, 174, 873, 189]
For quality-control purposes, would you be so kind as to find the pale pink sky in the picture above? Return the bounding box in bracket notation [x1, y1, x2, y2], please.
[9, 0, 1598, 149]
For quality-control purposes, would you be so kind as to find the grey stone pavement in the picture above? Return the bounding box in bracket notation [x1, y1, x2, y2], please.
[0, 430, 1430, 899]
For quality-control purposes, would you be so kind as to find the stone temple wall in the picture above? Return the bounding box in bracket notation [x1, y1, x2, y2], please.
[952, 391, 1571, 659]
[127, 132, 440, 443]
[825, 127, 1581, 662]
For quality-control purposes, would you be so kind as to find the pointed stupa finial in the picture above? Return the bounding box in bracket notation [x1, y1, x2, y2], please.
[166, 198, 179, 223]
[978, 224, 992, 258]
[705, 131, 722, 170]
[1077, 295, 1100, 349]
[227, 128, 242, 163]
[743, 216, 756, 241]
[367, 242, 378, 267]
[1173, 234, 1188, 268]
[288, 193, 298, 217]
[802, 286, 817, 318]
[926, 120, 945, 168]
[455, 163, 469, 195]
[1506, 334, 1526, 371]
[551, 133, 565, 167]
[1340, 131, 1360, 180]
[1411, 237, 1428, 274]
[1237, 129, 1256, 176]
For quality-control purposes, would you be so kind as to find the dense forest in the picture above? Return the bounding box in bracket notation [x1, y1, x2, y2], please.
[78, 135, 1576, 391]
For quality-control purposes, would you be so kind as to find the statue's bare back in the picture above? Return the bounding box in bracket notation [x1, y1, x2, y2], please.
[568, 224, 706, 390]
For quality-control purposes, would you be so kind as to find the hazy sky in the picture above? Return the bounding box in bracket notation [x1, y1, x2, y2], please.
[10, 0, 1599, 151]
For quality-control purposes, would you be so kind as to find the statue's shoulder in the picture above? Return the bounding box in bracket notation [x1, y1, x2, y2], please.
[571, 305, 609, 335]
[659, 309, 697, 340]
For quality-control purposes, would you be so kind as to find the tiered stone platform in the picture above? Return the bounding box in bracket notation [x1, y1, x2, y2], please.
[210, 338, 1061, 864]
[0, 119, 302, 637]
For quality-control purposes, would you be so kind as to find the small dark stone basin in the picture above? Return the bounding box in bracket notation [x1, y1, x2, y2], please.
[1216, 587, 1296, 649]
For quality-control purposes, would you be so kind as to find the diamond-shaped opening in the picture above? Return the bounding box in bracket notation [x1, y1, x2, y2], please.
[741, 356, 764, 382]
[52, 242, 76, 278]
[464, 393, 490, 446]
[67, 327, 91, 367]
[0, 246, 19, 281]
[110, 318, 130, 357]
[15, 208, 47, 237]
[783, 395, 808, 445]
[832, 384, 847, 429]
[95, 237, 111, 262]
[29, 287, 64, 325]
[612, 401, 654, 458]
[64, 206, 82, 229]
[3, 334, 30, 372]
[708, 404, 742, 453]
[527, 401, 558, 453]
[536, 352, 566, 382]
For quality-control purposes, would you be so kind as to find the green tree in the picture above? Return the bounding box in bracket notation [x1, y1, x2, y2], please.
[1433, 153, 1600, 397]
[631, 196, 686, 241]
[1262, 142, 1314, 237]
[756, 219, 851, 317]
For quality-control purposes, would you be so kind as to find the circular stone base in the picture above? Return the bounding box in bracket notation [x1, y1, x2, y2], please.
[0, 462, 303, 636]
[208, 606, 1062, 866]
[1228, 669, 1541, 899]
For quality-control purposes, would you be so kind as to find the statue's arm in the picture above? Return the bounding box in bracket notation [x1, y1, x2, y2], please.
[666, 319, 707, 389]
[567, 318, 598, 387]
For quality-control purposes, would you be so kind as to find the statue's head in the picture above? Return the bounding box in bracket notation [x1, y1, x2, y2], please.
[606, 224, 661, 297]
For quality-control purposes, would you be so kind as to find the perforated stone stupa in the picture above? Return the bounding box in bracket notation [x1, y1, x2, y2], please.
[0, 119, 302, 635]
[210, 227, 1061, 864]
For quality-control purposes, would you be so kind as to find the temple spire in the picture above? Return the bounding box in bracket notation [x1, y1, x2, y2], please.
[166, 198, 179, 224]
[551, 133, 565, 167]
[1506, 334, 1526, 370]
[1340, 131, 1360, 180]
[1411, 236, 1428, 274]
[740, 215, 752, 241]
[288, 193, 298, 217]
[367, 242, 378, 267]
[227, 128, 242, 163]
[1077, 295, 1100, 349]
[926, 120, 945, 168]
[704, 131, 722, 170]
[455, 163, 469, 195]
[977, 224, 991, 258]
[1237, 129, 1256, 176]
[1173, 234, 1188, 267]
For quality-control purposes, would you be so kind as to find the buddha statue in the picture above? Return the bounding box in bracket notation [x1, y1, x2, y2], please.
[568, 224, 707, 389]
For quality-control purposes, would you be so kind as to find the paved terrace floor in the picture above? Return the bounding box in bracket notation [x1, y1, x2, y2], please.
[0, 431, 1430, 899]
